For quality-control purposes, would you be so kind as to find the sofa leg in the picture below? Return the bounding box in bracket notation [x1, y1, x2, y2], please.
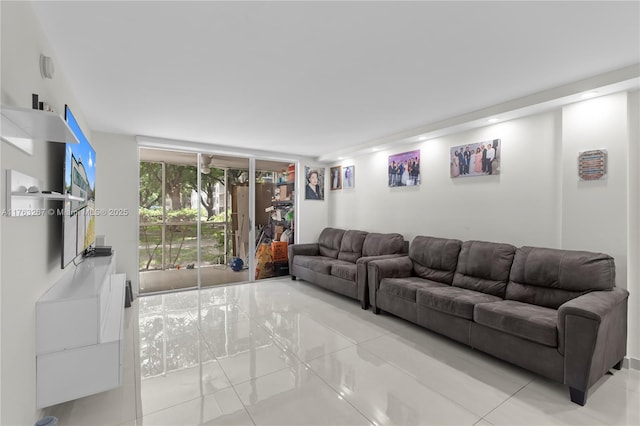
[291, 275, 296, 280]
[569, 387, 587, 406]
[613, 359, 624, 370]
[361, 299, 369, 310]
[372, 306, 380, 315]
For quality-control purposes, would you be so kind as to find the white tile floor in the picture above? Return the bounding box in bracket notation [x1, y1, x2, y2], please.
[45, 277, 640, 426]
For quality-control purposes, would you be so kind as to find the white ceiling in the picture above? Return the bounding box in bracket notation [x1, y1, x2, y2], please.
[30, 1, 640, 160]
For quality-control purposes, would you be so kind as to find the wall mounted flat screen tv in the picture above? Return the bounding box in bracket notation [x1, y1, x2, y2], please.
[62, 105, 96, 268]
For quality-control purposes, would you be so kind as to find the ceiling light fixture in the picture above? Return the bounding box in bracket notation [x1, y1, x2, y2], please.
[487, 118, 500, 123]
[200, 155, 211, 174]
[581, 91, 599, 99]
[419, 136, 427, 141]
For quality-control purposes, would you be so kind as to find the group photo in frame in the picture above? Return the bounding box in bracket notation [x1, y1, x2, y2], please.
[450, 138, 501, 178]
[343, 165, 354, 189]
[304, 166, 324, 200]
[388, 150, 421, 187]
[330, 166, 342, 190]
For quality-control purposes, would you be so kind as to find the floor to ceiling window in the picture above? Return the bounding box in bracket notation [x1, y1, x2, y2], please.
[139, 148, 295, 294]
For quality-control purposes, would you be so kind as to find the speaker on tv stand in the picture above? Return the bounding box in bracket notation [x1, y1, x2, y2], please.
[94, 246, 112, 257]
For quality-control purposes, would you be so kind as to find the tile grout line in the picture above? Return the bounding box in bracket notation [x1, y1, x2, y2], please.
[302, 356, 379, 426]
[476, 377, 534, 423]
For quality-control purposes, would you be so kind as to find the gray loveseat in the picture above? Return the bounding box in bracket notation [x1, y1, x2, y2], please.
[367, 236, 629, 406]
[288, 227, 407, 305]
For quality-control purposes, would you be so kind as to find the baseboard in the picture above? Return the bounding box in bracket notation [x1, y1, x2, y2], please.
[623, 356, 640, 370]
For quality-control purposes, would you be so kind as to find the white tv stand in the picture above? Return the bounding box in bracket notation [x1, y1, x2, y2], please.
[36, 253, 125, 408]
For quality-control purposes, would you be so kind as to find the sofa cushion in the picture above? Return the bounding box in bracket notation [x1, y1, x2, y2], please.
[506, 246, 616, 309]
[292, 255, 333, 269]
[417, 286, 502, 320]
[452, 240, 516, 298]
[362, 233, 405, 257]
[317, 228, 345, 259]
[410, 236, 462, 284]
[474, 300, 558, 347]
[379, 277, 446, 302]
[337, 230, 369, 263]
[307, 256, 336, 275]
[331, 261, 358, 281]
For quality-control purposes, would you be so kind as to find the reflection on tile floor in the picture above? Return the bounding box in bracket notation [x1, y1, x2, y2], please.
[45, 277, 640, 426]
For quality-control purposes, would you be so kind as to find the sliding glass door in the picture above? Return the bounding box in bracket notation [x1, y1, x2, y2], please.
[138, 148, 295, 294]
[139, 152, 201, 293]
[197, 155, 250, 288]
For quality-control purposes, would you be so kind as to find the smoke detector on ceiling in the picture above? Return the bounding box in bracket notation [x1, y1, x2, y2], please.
[40, 54, 54, 79]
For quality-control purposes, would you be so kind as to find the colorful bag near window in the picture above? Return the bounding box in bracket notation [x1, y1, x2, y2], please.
[255, 243, 274, 279]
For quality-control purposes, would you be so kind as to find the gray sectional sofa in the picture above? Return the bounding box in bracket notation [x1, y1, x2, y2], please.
[288, 227, 407, 305]
[367, 236, 629, 406]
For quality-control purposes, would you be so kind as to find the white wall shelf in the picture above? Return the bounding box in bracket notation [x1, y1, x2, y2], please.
[10, 191, 83, 202]
[1, 104, 79, 155]
[4, 169, 82, 216]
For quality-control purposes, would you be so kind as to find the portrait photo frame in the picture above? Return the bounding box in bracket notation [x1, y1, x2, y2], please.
[343, 165, 355, 189]
[304, 166, 325, 200]
[330, 166, 342, 190]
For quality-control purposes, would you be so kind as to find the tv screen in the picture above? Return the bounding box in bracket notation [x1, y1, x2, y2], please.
[62, 105, 96, 268]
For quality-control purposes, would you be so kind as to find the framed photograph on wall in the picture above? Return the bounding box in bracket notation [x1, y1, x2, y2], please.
[388, 150, 421, 187]
[578, 149, 607, 181]
[343, 165, 355, 189]
[304, 166, 324, 200]
[450, 138, 500, 178]
[330, 166, 342, 190]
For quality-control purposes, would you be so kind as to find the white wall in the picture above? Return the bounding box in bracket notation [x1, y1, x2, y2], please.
[628, 90, 640, 363]
[331, 111, 562, 247]
[561, 93, 629, 288]
[329, 94, 638, 362]
[1, 3, 109, 424]
[92, 132, 140, 294]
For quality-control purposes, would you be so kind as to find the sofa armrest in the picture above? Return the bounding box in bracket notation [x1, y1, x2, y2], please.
[288, 243, 319, 274]
[356, 254, 407, 309]
[366, 256, 413, 311]
[288, 243, 319, 257]
[557, 287, 629, 399]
